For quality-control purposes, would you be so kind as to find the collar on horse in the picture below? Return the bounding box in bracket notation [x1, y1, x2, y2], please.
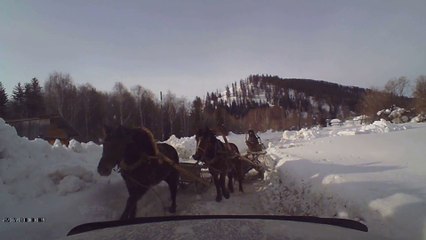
[116, 131, 163, 172]
[197, 139, 221, 165]
[118, 153, 161, 172]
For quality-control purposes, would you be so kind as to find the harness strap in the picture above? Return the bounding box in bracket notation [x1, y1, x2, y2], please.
[119, 154, 159, 172]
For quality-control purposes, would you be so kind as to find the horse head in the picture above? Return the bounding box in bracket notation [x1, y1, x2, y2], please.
[98, 126, 159, 176]
[97, 125, 133, 176]
[192, 127, 217, 161]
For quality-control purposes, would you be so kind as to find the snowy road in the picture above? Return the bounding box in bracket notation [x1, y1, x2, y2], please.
[1, 119, 426, 239]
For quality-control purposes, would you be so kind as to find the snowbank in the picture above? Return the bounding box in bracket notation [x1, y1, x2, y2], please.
[0, 118, 111, 240]
[377, 106, 413, 123]
[0, 119, 102, 200]
[279, 119, 410, 142]
[356, 119, 409, 133]
[281, 127, 321, 142]
[279, 123, 426, 240]
[163, 135, 196, 162]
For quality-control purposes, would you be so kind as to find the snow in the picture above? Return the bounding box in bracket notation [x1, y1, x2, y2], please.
[411, 114, 426, 123]
[279, 123, 426, 239]
[330, 118, 341, 124]
[1, 117, 426, 239]
[321, 103, 330, 112]
[377, 106, 414, 123]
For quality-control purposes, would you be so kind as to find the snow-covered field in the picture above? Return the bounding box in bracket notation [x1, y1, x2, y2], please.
[1, 118, 425, 239]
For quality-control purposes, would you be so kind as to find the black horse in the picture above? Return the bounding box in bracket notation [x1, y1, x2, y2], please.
[97, 126, 179, 220]
[192, 128, 244, 202]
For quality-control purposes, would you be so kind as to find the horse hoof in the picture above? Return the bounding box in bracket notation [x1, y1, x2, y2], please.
[216, 196, 222, 202]
[223, 192, 230, 199]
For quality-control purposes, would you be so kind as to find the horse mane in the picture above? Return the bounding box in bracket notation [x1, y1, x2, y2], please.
[132, 127, 159, 156]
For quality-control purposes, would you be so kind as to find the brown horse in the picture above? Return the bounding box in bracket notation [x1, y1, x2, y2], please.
[226, 142, 245, 193]
[97, 126, 179, 220]
[192, 128, 244, 202]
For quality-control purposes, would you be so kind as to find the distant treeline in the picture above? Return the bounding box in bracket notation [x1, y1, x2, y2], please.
[1, 73, 425, 142]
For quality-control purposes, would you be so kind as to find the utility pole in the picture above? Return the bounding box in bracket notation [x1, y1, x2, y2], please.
[298, 96, 302, 130]
[160, 91, 164, 141]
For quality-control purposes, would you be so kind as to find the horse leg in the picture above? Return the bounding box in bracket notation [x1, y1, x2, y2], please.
[120, 190, 146, 220]
[227, 171, 234, 193]
[220, 173, 230, 199]
[238, 172, 244, 192]
[257, 169, 265, 180]
[238, 164, 245, 193]
[165, 172, 179, 213]
[233, 158, 244, 193]
[211, 172, 222, 202]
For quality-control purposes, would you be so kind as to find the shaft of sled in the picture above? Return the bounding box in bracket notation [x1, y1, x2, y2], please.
[157, 152, 210, 187]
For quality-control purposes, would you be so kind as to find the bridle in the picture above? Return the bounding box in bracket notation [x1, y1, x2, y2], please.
[195, 135, 220, 162]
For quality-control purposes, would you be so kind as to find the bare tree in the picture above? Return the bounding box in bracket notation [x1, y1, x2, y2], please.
[359, 88, 392, 120]
[131, 85, 155, 128]
[384, 77, 410, 97]
[44, 72, 78, 122]
[113, 82, 126, 125]
[163, 91, 177, 138]
[111, 82, 136, 125]
[176, 97, 190, 137]
[414, 75, 426, 113]
[76, 84, 106, 141]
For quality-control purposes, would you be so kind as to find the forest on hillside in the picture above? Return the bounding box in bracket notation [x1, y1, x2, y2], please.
[1, 73, 425, 142]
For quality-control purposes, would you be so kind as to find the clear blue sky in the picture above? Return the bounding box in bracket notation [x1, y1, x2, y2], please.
[1, 0, 425, 99]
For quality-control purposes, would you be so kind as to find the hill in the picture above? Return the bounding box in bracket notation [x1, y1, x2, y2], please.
[204, 75, 367, 131]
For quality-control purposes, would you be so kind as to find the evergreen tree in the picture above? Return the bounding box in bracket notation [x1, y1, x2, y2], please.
[28, 77, 44, 117]
[24, 82, 34, 117]
[11, 82, 26, 118]
[0, 82, 8, 118]
[190, 97, 203, 134]
[204, 93, 214, 113]
[225, 85, 231, 100]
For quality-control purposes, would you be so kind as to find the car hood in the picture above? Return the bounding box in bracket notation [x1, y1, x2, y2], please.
[61, 215, 382, 240]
